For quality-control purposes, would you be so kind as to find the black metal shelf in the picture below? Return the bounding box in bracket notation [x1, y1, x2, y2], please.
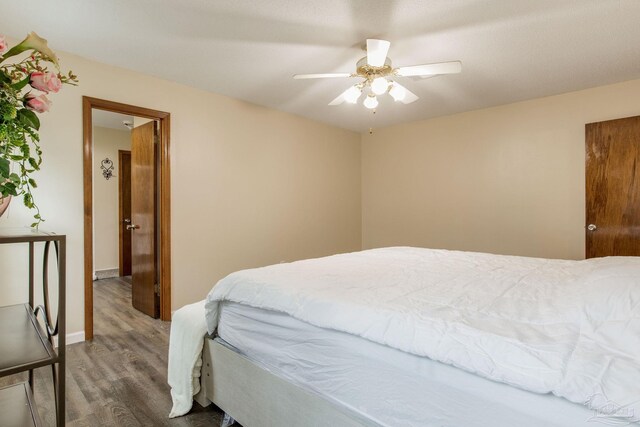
[0, 227, 65, 427]
[0, 382, 43, 427]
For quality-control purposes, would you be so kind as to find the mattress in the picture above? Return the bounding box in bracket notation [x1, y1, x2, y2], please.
[217, 301, 602, 427]
[205, 247, 640, 415]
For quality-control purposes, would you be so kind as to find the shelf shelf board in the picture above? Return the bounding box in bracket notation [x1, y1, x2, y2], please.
[0, 227, 63, 244]
[0, 382, 43, 427]
[0, 304, 58, 377]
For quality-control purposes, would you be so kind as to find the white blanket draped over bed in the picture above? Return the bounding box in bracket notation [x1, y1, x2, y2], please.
[170, 247, 640, 421]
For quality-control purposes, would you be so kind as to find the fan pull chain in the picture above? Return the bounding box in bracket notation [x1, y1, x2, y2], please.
[369, 109, 376, 135]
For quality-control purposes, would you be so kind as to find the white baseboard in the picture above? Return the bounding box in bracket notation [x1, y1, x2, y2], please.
[95, 268, 120, 280]
[53, 331, 85, 348]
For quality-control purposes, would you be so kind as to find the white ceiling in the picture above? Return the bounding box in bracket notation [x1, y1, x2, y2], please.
[92, 110, 133, 131]
[3, 0, 640, 132]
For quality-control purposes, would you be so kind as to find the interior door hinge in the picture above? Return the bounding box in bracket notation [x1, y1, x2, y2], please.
[155, 283, 160, 295]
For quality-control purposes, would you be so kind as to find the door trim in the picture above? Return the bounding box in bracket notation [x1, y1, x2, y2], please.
[118, 149, 131, 277]
[83, 96, 172, 340]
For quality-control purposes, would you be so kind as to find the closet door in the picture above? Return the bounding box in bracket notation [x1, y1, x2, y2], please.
[586, 115, 640, 258]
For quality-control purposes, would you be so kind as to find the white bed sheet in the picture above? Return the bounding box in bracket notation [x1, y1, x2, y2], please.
[217, 301, 602, 427]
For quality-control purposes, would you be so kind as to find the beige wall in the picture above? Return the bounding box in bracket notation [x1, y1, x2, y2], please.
[0, 46, 362, 336]
[93, 126, 131, 272]
[4, 38, 639, 339]
[362, 78, 640, 260]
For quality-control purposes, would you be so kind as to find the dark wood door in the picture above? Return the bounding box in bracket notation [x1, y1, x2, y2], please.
[118, 150, 132, 276]
[586, 115, 640, 258]
[130, 121, 158, 317]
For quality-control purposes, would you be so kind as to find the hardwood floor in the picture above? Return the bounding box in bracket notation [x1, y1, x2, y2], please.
[0, 277, 224, 426]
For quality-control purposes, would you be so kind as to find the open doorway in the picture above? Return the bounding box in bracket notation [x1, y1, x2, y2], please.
[83, 97, 171, 341]
[92, 110, 133, 282]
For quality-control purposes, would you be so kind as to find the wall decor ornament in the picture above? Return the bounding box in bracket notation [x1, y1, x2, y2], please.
[100, 158, 114, 180]
[0, 32, 78, 226]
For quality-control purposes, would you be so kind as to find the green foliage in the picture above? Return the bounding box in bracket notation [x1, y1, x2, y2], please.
[11, 77, 29, 91]
[0, 157, 9, 176]
[0, 78, 44, 225]
[0, 32, 78, 227]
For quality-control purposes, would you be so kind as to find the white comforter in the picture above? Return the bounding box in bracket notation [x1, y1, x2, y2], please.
[201, 247, 640, 421]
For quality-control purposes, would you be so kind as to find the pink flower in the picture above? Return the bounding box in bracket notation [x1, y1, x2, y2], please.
[24, 94, 52, 113]
[0, 35, 7, 55]
[29, 71, 62, 93]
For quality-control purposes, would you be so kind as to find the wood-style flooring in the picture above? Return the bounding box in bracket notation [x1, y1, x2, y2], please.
[0, 277, 224, 426]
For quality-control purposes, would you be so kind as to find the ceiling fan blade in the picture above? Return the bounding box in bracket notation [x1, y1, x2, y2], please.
[328, 93, 345, 106]
[393, 82, 419, 104]
[408, 75, 436, 81]
[395, 61, 462, 77]
[366, 39, 391, 67]
[293, 73, 352, 80]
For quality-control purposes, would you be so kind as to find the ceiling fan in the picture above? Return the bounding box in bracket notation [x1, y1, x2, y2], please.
[293, 39, 462, 109]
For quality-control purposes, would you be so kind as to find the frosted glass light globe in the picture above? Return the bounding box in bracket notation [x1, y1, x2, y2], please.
[343, 86, 362, 104]
[363, 95, 379, 110]
[389, 83, 406, 102]
[370, 77, 390, 95]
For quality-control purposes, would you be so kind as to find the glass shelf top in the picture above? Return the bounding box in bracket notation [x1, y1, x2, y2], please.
[0, 227, 63, 242]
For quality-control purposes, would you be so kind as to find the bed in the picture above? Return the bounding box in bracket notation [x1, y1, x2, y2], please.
[168, 247, 640, 426]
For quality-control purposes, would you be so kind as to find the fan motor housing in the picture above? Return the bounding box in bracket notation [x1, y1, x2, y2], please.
[355, 57, 394, 80]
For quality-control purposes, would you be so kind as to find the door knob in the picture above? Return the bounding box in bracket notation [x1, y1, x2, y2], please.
[587, 224, 597, 231]
[126, 224, 140, 231]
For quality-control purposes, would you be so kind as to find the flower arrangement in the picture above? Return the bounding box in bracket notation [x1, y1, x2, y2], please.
[0, 32, 78, 227]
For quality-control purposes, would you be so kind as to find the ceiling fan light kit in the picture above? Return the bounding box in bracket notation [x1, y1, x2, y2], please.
[363, 94, 379, 110]
[371, 77, 390, 95]
[389, 82, 406, 102]
[343, 85, 362, 104]
[293, 39, 462, 111]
